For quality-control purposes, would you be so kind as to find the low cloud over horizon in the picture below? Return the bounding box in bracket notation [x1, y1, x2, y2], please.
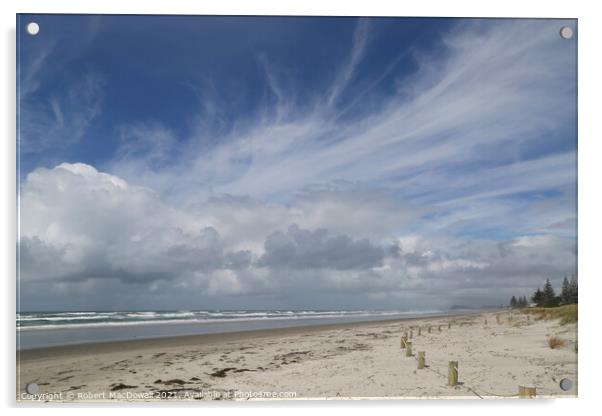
[18, 17, 576, 311]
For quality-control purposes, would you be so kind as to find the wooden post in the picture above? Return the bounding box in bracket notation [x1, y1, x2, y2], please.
[484, 319, 487, 325]
[496, 315, 501, 325]
[417, 327, 421, 336]
[417, 351, 425, 369]
[518, 386, 536, 398]
[438, 325, 442, 332]
[448, 322, 451, 329]
[405, 341, 412, 357]
[428, 326, 431, 334]
[400, 335, 406, 348]
[409, 329, 413, 339]
[448, 361, 458, 387]
[527, 315, 530, 322]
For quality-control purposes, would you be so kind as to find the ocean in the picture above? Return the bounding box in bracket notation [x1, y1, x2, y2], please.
[17, 309, 449, 350]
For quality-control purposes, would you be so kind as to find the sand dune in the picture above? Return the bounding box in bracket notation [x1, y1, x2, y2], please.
[16, 310, 577, 401]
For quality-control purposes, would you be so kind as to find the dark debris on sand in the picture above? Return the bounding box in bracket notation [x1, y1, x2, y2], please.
[109, 383, 138, 391]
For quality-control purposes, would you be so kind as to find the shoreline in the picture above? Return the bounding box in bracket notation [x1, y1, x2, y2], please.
[17, 309, 576, 401]
[18, 310, 490, 359]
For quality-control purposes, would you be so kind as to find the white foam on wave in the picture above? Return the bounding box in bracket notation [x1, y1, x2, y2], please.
[17, 309, 446, 331]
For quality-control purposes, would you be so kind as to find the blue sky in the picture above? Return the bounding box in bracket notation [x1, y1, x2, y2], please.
[18, 15, 454, 173]
[17, 15, 577, 311]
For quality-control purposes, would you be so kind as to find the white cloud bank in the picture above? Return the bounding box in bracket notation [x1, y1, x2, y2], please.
[19, 163, 576, 310]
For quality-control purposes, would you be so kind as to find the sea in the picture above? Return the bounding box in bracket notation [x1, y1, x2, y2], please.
[17, 309, 455, 350]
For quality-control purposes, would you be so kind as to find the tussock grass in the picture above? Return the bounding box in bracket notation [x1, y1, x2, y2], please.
[548, 336, 566, 349]
[521, 304, 577, 325]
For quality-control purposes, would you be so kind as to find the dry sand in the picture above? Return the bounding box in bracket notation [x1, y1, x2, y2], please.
[16, 310, 577, 402]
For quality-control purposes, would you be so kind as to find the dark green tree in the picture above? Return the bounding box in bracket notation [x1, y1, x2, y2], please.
[509, 296, 517, 308]
[542, 279, 560, 307]
[561, 276, 570, 304]
[568, 275, 578, 304]
[532, 288, 544, 306]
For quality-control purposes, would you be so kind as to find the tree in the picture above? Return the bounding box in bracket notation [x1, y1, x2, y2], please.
[532, 288, 544, 306]
[561, 276, 570, 304]
[568, 275, 578, 304]
[531, 276, 577, 308]
[542, 279, 560, 307]
[510, 296, 517, 308]
[519, 296, 528, 308]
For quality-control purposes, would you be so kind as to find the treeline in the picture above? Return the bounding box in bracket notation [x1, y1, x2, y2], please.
[509, 295, 528, 308]
[509, 275, 578, 309]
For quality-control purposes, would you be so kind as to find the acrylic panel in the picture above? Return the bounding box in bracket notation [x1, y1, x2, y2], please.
[16, 14, 577, 402]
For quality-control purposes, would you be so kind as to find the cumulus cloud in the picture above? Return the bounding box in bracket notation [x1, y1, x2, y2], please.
[21, 163, 214, 283]
[18, 164, 400, 285]
[258, 224, 385, 270]
[19, 163, 576, 311]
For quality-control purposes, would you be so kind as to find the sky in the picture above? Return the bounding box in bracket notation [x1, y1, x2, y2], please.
[17, 15, 577, 311]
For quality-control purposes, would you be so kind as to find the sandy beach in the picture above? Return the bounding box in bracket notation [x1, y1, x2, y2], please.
[16, 310, 577, 402]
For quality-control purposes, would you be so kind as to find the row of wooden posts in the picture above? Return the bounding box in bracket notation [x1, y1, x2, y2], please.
[400, 321, 537, 398]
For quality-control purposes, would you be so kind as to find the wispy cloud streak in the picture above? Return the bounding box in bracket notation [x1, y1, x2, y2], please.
[111, 19, 576, 238]
[18, 18, 577, 310]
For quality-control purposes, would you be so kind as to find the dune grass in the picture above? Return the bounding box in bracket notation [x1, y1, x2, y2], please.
[521, 304, 577, 325]
[547, 336, 566, 349]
